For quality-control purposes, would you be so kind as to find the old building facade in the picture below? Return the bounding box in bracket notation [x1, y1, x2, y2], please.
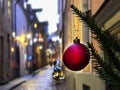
[0, 0, 14, 84]
[58, 0, 105, 90]
[91, 0, 120, 89]
[0, 0, 48, 84]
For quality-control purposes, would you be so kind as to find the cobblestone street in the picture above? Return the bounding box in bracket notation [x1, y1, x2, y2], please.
[12, 65, 67, 90]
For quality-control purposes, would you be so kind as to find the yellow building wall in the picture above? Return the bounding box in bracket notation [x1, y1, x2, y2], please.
[63, 0, 90, 72]
[63, 0, 105, 90]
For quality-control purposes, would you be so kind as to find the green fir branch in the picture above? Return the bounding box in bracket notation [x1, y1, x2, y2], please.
[70, 4, 120, 87]
[70, 4, 120, 71]
[88, 42, 120, 86]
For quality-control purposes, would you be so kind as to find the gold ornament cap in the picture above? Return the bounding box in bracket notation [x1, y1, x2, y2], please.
[73, 37, 80, 44]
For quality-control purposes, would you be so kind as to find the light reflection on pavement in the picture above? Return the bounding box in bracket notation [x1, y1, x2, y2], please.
[13, 65, 67, 90]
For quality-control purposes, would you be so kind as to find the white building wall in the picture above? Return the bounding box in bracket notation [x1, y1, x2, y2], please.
[16, 4, 28, 76]
[65, 70, 105, 90]
[16, 6, 27, 35]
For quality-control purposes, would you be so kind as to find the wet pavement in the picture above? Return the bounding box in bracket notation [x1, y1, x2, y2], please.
[11, 65, 68, 90]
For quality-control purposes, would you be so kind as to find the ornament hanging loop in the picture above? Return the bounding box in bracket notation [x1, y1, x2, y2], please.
[73, 37, 80, 44]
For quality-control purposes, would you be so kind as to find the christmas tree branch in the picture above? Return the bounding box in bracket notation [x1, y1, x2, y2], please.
[88, 42, 120, 86]
[70, 4, 120, 87]
[70, 4, 120, 71]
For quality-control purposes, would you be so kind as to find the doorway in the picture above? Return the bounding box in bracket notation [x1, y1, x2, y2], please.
[0, 36, 4, 81]
[15, 46, 20, 77]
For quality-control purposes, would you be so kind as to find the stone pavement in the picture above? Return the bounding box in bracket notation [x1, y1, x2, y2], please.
[0, 65, 68, 90]
[13, 65, 68, 90]
[0, 72, 33, 90]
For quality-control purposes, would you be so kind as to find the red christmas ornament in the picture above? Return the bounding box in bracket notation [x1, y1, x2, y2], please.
[63, 37, 90, 71]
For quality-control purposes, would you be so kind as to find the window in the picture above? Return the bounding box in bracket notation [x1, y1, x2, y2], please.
[0, 0, 3, 8]
[83, 84, 90, 90]
[0, 0, 4, 12]
[8, 0, 12, 20]
[82, 0, 89, 11]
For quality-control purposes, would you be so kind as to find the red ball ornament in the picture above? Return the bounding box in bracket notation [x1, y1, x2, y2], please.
[63, 37, 90, 71]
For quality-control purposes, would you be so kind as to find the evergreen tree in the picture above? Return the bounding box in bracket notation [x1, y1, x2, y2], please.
[70, 4, 120, 89]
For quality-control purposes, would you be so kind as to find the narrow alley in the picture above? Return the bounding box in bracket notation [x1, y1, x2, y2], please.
[11, 65, 67, 90]
[0, 0, 119, 90]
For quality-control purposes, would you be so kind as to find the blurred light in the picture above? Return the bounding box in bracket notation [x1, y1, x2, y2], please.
[38, 45, 43, 50]
[29, 39, 33, 45]
[33, 38, 37, 43]
[28, 55, 32, 60]
[59, 38, 62, 43]
[15, 34, 26, 45]
[38, 38, 44, 42]
[52, 36, 60, 42]
[34, 23, 37, 28]
[47, 48, 52, 54]
[26, 33, 32, 39]
[12, 32, 16, 37]
[35, 33, 38, 37]
[24, 54, 27, 60]
[11, 47, 15, 53]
